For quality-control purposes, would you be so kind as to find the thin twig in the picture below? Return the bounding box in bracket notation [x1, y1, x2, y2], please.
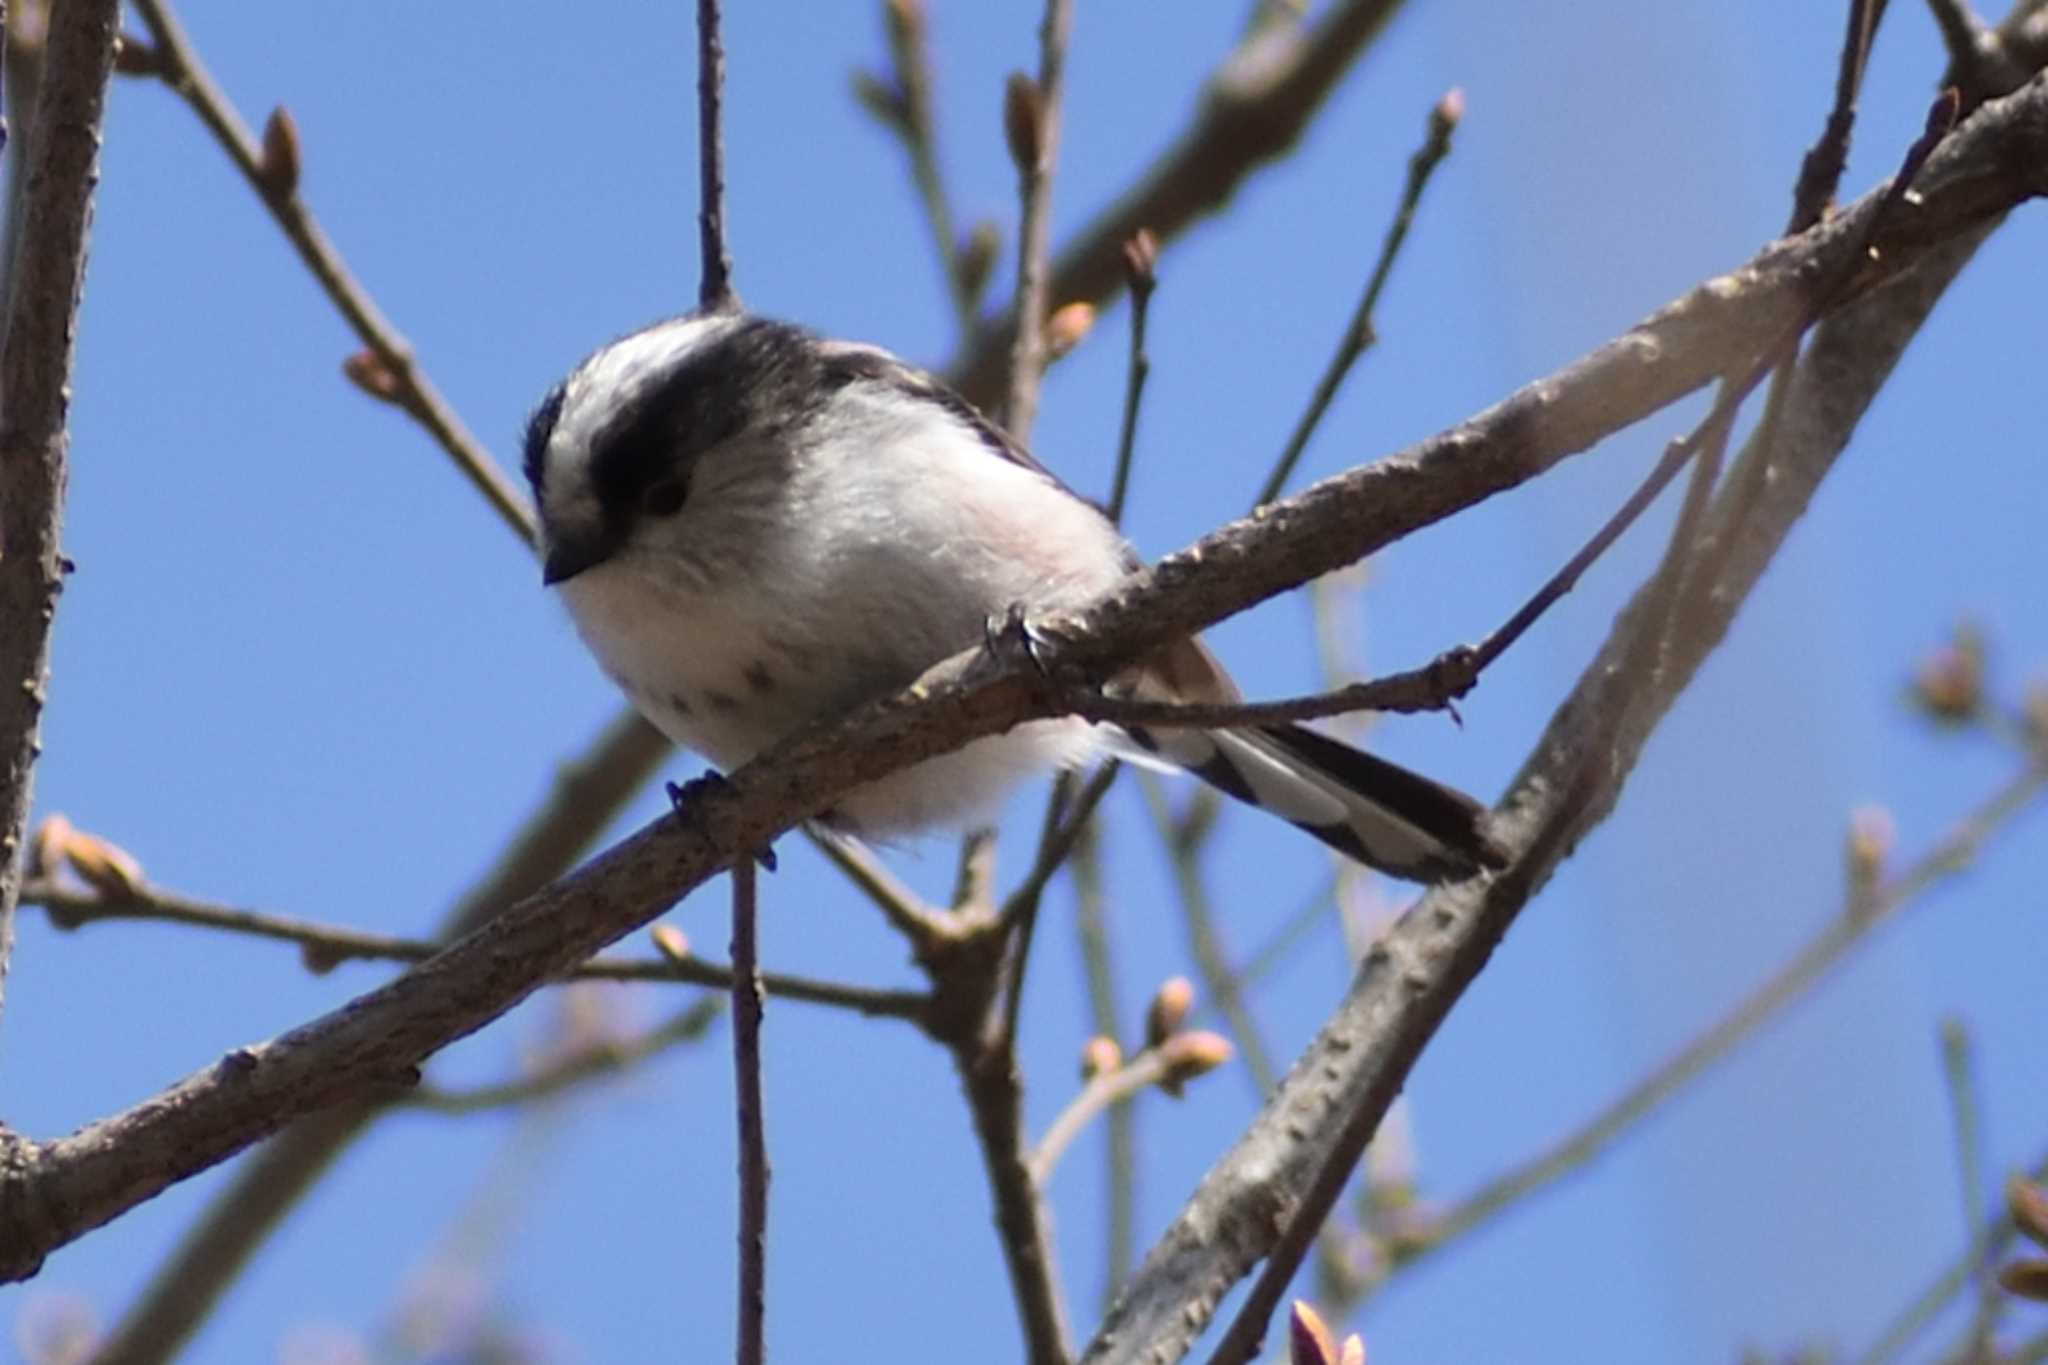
[1029, 1047, 1172, 1186]
[953, 826, 1000, 912]
[949, 0, 1413, 412]
[406, 997, 723, 1115]
[1068, 814, 1137, 1309]
[1860, 1145, 2048, 1364]
[1709, 0, 1894, 644]
[20, 878, 931, 1022]
[696, 0, 737, 312]
[1397, 759, 2046, 1276]
[1453, 86, 1957, 710]
[0, 0, 118, 1029]
[1138, 775, 1280, 1096]
[1941, 1017, 2004, 1353]
[801, 824, 952, 949]
[1000, 762, 1121, 931]
[1790, 0, 1889, 233]
[1252, 87, 1461, 508]
[730, 856, 768, 1365]
[864, 0, 977, 333]
[1105, 230, 1157, 525]
[1002, 0, 1074, 439]
[1235, 872, 1341, 992]
[1057, 662, 1472, 731]
[129, 0, 535, 548]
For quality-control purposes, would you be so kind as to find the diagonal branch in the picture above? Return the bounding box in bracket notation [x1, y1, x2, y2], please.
[127, 0, 536, 548]
[1398, 757, 2046, 1277]
[1085, 84, 2044, 1365]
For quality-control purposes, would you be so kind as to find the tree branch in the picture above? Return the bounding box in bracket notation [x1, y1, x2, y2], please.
[405, 997, 723, 1115]
[696, 0, 737, 311]
[1252, 85, 1460, 507]
[0, 0, 120, 1027]
[85, 711, 669, 1364]
[951, 0, 1413, 411]
[4, 73, 2042, 1285]
[729, 855, 767, 1365]
[1082, 77, 2045, 1365]
[1398, 758, 2046, 1276]
[1001, 0, 1073, 439]
[20, 877, 931, 1022]
[127, 0, 537, 549]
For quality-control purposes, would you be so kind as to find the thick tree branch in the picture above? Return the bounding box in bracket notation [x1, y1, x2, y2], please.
[1087, 105, 2032, 1365]
[0, 0, 119, 1025]
[3, 74, 2043, 1284]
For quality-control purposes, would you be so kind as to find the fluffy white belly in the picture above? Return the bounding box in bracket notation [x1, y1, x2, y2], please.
[558, 560, 1103, 837]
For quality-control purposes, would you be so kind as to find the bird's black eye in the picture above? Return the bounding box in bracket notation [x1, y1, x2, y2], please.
[642, 478, 688, 518]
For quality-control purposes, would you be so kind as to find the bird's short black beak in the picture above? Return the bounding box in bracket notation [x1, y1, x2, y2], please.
[541, 530, 616, 586]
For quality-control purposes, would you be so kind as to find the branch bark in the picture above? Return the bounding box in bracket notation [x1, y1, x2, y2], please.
[1085, 99, 2038, 1365]
[2, 69, 2043, 1287]
[85, 711, 668, 1363]
[0, 0, 120, 1027]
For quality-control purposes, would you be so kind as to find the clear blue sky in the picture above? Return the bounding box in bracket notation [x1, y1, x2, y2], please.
[5, 3, 2045, 1361]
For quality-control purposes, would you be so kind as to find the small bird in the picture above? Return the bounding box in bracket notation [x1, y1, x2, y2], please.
[524, 311, 1505, 882]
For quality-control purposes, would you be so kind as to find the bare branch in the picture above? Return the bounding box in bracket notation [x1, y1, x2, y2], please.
[999, 762, 1119, 930]
[0, 0, 120, 1025]
[951, 0, 1414, 411]
[696, 0, 738, 311]
[1861, 1146, 2048, 1363]
[406, 997, 723, 1115]
[128, 0, 537, 549]
[87, 712, 670, 1363]
[1081, 76, 2046, 1365]
[803, 825, 954, 950]
[1788, 0, 1890, 234]
[20, 877, 930, 1022]
[860, 0, 980, 333]
[1104, 230, 1157, 525]
[1397, 761, 2045, 1277]
[953, 1022, 1073, 1364]
[6, 75, 2043, 1287]
[1030, 1046, 1174, 1187]
[1252, 86, 1461, 507]
[1138, 775, 1281, 1096]
[729, 857, 768, 1365]
[1068, 817, 1137, 1309]
[1001, 0, 1073, 440]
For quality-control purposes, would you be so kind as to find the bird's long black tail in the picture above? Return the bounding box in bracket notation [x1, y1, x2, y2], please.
[1129, 721, 1507, 883]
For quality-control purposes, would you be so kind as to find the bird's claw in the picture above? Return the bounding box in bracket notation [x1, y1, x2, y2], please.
[665, 772, 776, 871]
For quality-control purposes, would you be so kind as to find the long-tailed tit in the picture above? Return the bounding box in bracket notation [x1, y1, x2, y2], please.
[524, 312, 1504, 882]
